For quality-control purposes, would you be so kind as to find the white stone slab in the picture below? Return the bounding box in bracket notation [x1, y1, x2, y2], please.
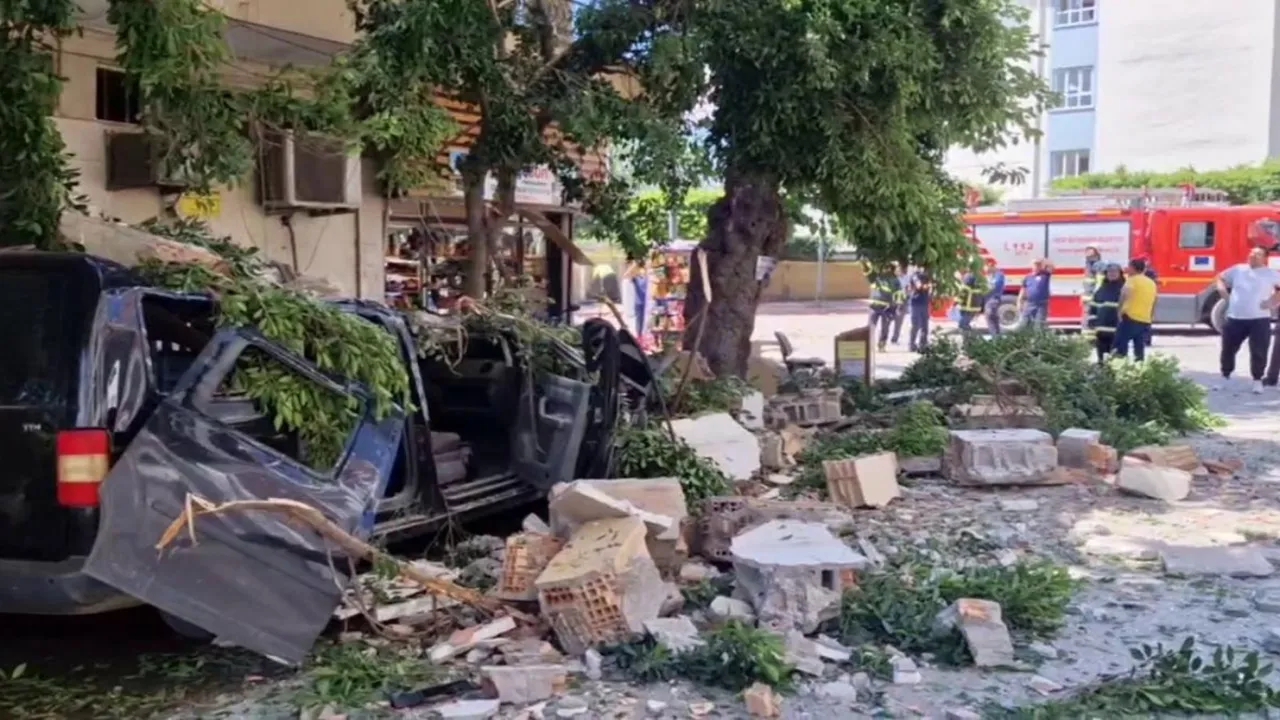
[670, 412, 761, 481]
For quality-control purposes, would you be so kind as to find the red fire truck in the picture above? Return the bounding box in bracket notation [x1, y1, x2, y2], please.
[946, 187, 1280, 332]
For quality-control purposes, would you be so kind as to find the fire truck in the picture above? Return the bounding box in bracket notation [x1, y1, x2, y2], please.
[945, 187, 1280, 332]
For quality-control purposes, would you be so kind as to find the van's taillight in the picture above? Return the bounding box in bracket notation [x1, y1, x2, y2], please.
[56, 429, 109, 508]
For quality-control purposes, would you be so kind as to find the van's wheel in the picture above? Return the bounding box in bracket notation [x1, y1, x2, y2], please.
[160, 611, 213, 641]
[997, 300, 1024, 331]
[1209, 297, 1227, 334]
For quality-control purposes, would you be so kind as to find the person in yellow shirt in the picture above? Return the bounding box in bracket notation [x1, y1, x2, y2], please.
[1112, 258, 1158, 361]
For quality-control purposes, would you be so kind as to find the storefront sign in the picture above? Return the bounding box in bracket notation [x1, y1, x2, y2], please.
[447, 149, 562, 206]
[174, 192, 221, 220]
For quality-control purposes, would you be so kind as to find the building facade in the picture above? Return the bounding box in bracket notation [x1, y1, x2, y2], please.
[948, 0, 1280, 200]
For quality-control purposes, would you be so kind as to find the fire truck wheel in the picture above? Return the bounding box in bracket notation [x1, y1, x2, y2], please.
[997, 300, 1024, 331]
[1209, 297, 1227, 334]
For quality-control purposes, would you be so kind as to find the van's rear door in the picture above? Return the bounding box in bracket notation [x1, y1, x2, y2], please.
[0, 258, 99, 562]
[83, 328, 404, 664]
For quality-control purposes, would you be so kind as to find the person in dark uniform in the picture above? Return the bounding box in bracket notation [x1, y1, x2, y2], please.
[890, 265, 908, 345]
[983, 257, 1007, 335]
[868, 264, 903, 352]
[907, 268, 933, 352]
[956, 267, 985, 333]
[1086, 263, 1124, 364]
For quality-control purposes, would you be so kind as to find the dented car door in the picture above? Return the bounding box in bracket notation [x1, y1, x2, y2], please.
[83, 328, 404, 664]
[512, 368, 593, 492]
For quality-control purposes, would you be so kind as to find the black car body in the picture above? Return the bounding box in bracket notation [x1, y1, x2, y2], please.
[0, 251, 618, 662]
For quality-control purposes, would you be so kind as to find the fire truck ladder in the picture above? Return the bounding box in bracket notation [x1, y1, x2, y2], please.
[974, 186, 1230, 214]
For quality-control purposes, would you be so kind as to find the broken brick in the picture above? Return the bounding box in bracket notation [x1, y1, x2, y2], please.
[495, 532, 564, 601]
[932, 598, 1015, 668]
[481, 664, 568, 705]
[1056, 428, 1102, 469]
[1126, 444, 1200, 473]
[744, 682, 782, 718]
[822, 452, 900, 509]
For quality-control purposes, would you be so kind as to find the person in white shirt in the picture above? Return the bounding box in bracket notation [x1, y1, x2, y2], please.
[1215, 248, 1280, 393]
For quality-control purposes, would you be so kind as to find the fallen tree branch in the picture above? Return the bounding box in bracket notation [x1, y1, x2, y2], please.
[157, 494, 524, 620]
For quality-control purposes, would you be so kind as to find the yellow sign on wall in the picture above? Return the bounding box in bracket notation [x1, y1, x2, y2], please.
[175, 192, 221, 220]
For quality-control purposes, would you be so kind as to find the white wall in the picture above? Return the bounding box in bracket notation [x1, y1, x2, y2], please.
[1094, 0, 1277, 173]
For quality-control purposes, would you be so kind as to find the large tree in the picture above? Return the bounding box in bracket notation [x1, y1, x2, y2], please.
[674, 0, 1048, 376]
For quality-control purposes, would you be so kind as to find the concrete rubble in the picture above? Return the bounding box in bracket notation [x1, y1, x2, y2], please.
[822, 451, 901, 509]
[943, 429, 1059, 486]
[933, 598, 1016, 668]
[1127, 444, 1201, 472]
[671, 412, 762, 481]
[950, 394, 1047, 430]
[643, 616, 704, 652]
[763, 388, 844, 429]
[730, 520, 867, 632]
[1116, 457, 1192, 502]
[709, 596, 756, 624]
[744, 682, 782, 717]
[481, 664, 569, 705]
[1056, 428, 1102, 469]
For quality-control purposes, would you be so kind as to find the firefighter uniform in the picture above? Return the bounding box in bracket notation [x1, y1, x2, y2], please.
[869, 274, 903, 350]
[891, 284, 907, 344]
[1081, 257, 1104, 333]
[957, 272, 986, 332]
[1086, 265, 1124, 364]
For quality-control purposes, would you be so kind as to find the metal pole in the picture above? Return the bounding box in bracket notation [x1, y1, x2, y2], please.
[816, 234, 826, 305]
[1030, 0, 1048, 198]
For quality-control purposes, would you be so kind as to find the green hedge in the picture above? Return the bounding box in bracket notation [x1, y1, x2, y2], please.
[1052, 161, 1280, 205]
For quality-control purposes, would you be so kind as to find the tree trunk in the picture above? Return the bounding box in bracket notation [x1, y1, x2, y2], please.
[461, 167, 489, 298]
[682, 173, 788, 378]
[489, 168, 517, 286]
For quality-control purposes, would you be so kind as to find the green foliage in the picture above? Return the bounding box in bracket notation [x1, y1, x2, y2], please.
[660, 376, 751, 419]
[792, 430, 886, 493]
[614, 422, 730, 504]
[680, 575, 735, 610]
[883, 401, 948, 458]
[138, 219, 409, 471]
[298, 642, 440, 712]
[998, 637, 1280, 718]
[1053, 160, 1280, 205]
[614, 621, 795, 692]
[0, 0, 81, 249]
[836, 558, 1074, 666]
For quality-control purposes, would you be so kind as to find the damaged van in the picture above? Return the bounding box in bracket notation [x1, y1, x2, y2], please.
[0, 251, 621, 663]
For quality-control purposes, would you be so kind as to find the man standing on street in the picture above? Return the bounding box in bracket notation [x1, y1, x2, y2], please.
[956, 266, 985, 333]
[1018, 259, 1052, 327]
[983, 257, 1006, 335]
[907, 267, 933, 352]
[1112, 258, 1158, 361]
[1081, 246, 1103, 333]
[890, 264, 909, 345]
[868, 263, 902, 352]
[1216, 247, 1280, 393]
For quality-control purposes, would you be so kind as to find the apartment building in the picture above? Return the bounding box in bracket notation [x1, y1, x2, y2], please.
[948, 0, 1280, 200]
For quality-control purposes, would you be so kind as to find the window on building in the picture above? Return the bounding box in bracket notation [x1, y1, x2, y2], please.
[1178, 221, 1216, 249]
[1054, 0, 1097, 28]
[1051, 66, 1094, 109]
[1049, 150, 1091, 180]
[95, 67, 141, 124]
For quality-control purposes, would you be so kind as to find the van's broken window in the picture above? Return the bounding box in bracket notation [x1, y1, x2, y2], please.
[141, 295, 217, 394]
[0, 269, 77, 407]
[199, 345, 361, 474]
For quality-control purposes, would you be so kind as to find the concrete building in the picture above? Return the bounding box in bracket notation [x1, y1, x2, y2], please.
[61, 0, 599, 304]
[947, 0, 1280, 200]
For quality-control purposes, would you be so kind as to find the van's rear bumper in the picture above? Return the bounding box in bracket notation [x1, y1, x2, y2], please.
[0, 556, 139, 615]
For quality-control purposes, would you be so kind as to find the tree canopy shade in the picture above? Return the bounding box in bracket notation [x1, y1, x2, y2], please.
[667, 0, 1049, 375]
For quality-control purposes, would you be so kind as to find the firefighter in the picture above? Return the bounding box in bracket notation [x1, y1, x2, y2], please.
[1081, 246, 1103, 333]
[868, 263, 902, 351]
[1087, 263, 1124, 364]
[983, 257, 1007, 335]
[907, 267, 933, 352]
[890, 264, 909, 345]
[956, 266, 985, 333]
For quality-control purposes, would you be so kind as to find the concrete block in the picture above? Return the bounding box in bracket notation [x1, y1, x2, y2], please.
[481, 664, 568, 705]
[495, 532, 565, 601]
[760, 433, 788, 470]
[951, 396, 1047, 430]
[744, 682, 782, 718]
[643, 616, 703, 653]
[437, 699, 500, 720]
[569, 478, 690, 576]
[1117, 458, 1191, 502]
[709, 596, 756, 624]
[1057, 428, 1102, 469]
[670, 412, 761, 481]
[943, 429, 1057, 486]
[899, 456, 942, 476]
[1127, 444, 1201, 472]
[781, 630, 828, 676]
[933, 599, 1015, 668]
[697, 496, 752, 562]
[1161, 545, 1275, 578]
[522, 514, 551, 534]
[549, 481, 675, 538]
[739, 391, 766, 430]
[822, 452, 901, 509]
[731, 520, 868, 633]
[764, 389, 844, 429]
[536, 516, 666, 654]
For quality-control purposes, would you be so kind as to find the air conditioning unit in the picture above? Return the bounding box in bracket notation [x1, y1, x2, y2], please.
[105, 131, 192, 190]
[257, 130, 361, 212]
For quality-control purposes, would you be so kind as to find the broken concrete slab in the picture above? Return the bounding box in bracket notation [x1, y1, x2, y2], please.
[679, 561, 720, 583]
[670, 412, 761, 481]
[548, 481, 675, 538]
[643, 616, 703, 653]
[709, 596, 756, 624]
[436, 699, 501, 720]
[813, 635, 853, 663]
[951, 397, 1047, 430]
[1057, 428, 1102, 469]
[891, 655, 922, 684]
[781, 630, 826, 676]
[739, 391, 766, 431]
[1117, 458, 1191, 502]
[536, 516, 667, 654]
[481, 665, 569, 705]
[899, 456, 942, 476]
[1160, 545, 1275, 578]
[943, 429, 1058, 486]
[567, 478, 690, 576]
[822, 452, 901, 509]
[522, 514, 552, 534]
[731, 520, 867, 633]
[764, 389, 844, 429]
[1127, 444, 1201, 472]
[1081, 535, 1164, 561]
[932, 599, 1016, 668]
[760, 433, 788, 471]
